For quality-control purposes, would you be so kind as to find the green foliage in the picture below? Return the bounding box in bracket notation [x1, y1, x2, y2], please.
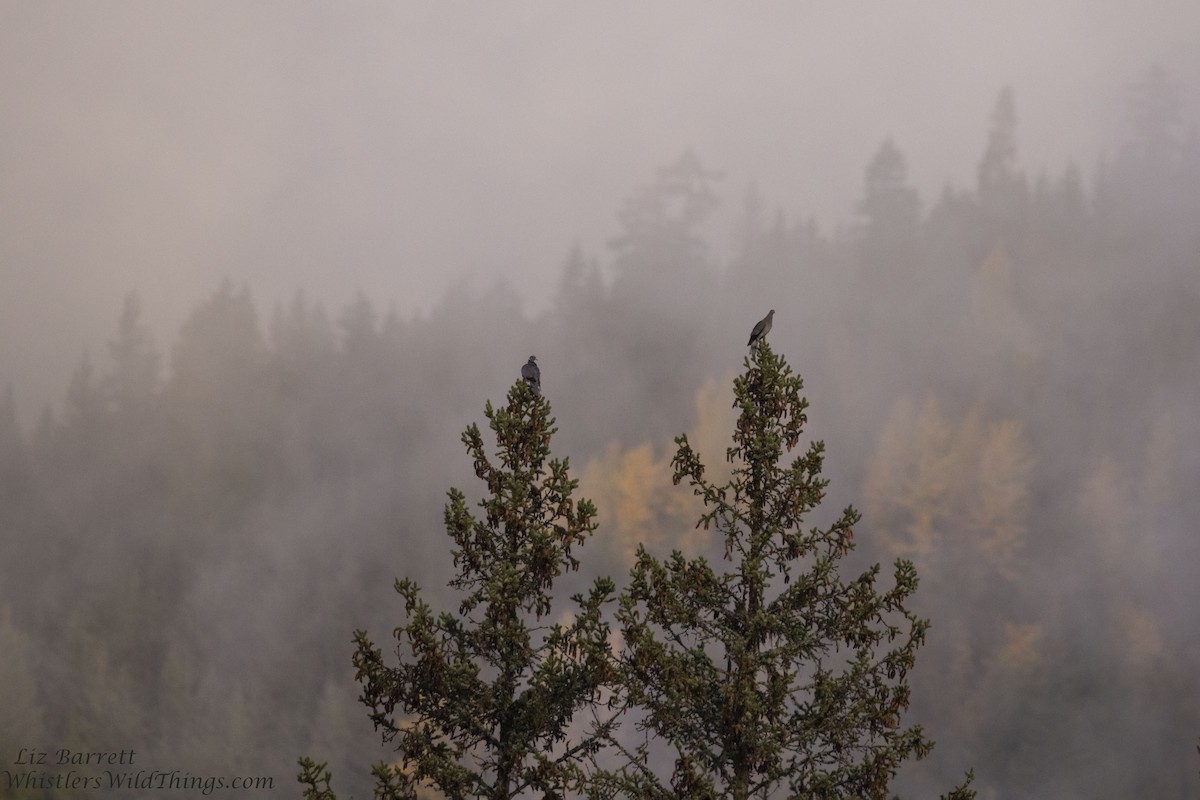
[940, 770, 977, 800]
[339, 381, 618, 799]
[5, 98, 1197, 798]
[297, 758, 337, 800]
[611, 343, 973, 799]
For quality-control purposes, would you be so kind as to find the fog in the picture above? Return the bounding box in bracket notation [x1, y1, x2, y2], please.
[4, 2, 1199, 422]
[2, 3, 1199, 798]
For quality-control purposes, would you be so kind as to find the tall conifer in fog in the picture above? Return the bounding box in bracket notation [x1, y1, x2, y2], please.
[609, 343, 973, 800]
[300, 380, 616, 800]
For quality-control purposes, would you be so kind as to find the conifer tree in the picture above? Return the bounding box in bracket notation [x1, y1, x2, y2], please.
[301, 380, 617, 800]
[610, 343, 973, 799]
[104, 291, 160, 422]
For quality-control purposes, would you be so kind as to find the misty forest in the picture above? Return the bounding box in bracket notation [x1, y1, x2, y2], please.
[2, 73, 1199, 798]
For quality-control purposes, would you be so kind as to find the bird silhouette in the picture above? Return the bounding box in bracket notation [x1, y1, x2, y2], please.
[747, 309, 775, 347]
[521, 355, 541, 396]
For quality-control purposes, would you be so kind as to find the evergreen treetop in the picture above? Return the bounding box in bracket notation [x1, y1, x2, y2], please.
[610, 342, 974, 800]
[304, 380, 617, 800]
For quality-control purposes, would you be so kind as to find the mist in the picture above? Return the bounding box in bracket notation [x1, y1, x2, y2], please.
[4, 2, 1199, 422]
[2, 4, 1199, 798]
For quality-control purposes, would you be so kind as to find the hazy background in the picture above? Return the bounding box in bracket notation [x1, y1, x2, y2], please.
[3, 1, 1199, 422]
[2, 3, 1199, 799]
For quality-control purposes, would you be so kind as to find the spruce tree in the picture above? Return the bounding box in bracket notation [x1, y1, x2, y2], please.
[610, 343, 973, 799]
[301, 379, 616, 800]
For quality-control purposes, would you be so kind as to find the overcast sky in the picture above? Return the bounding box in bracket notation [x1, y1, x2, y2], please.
[2, 1, 1197, 422]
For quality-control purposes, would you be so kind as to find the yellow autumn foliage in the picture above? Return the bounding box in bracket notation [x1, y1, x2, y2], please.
[864, 395, 1032, 580]
[580, 376, 735, 566]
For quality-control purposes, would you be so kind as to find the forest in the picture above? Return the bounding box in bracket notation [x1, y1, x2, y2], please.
[1, 71, 1199, 798]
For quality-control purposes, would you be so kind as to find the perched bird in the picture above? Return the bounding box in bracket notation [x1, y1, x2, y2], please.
[521, 355, 541, 396]
[747, 309, 775, 348]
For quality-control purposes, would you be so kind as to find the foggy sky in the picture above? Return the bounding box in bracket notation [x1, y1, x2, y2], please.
[2, 1, 1198, 423]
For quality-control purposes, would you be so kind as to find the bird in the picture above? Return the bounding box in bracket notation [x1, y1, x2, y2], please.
[747, 309, 775, 348]
[521, 355, 541, 395]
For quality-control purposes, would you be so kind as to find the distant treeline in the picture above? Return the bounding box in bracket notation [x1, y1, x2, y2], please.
[1, 72, 1198, 799]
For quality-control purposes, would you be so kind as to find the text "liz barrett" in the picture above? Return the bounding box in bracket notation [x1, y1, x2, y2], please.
[15, 749, 137, 766]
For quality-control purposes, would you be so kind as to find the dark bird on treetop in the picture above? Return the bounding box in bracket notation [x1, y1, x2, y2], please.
[747, 309, 775, 347]
[521, 355, 541, 395]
